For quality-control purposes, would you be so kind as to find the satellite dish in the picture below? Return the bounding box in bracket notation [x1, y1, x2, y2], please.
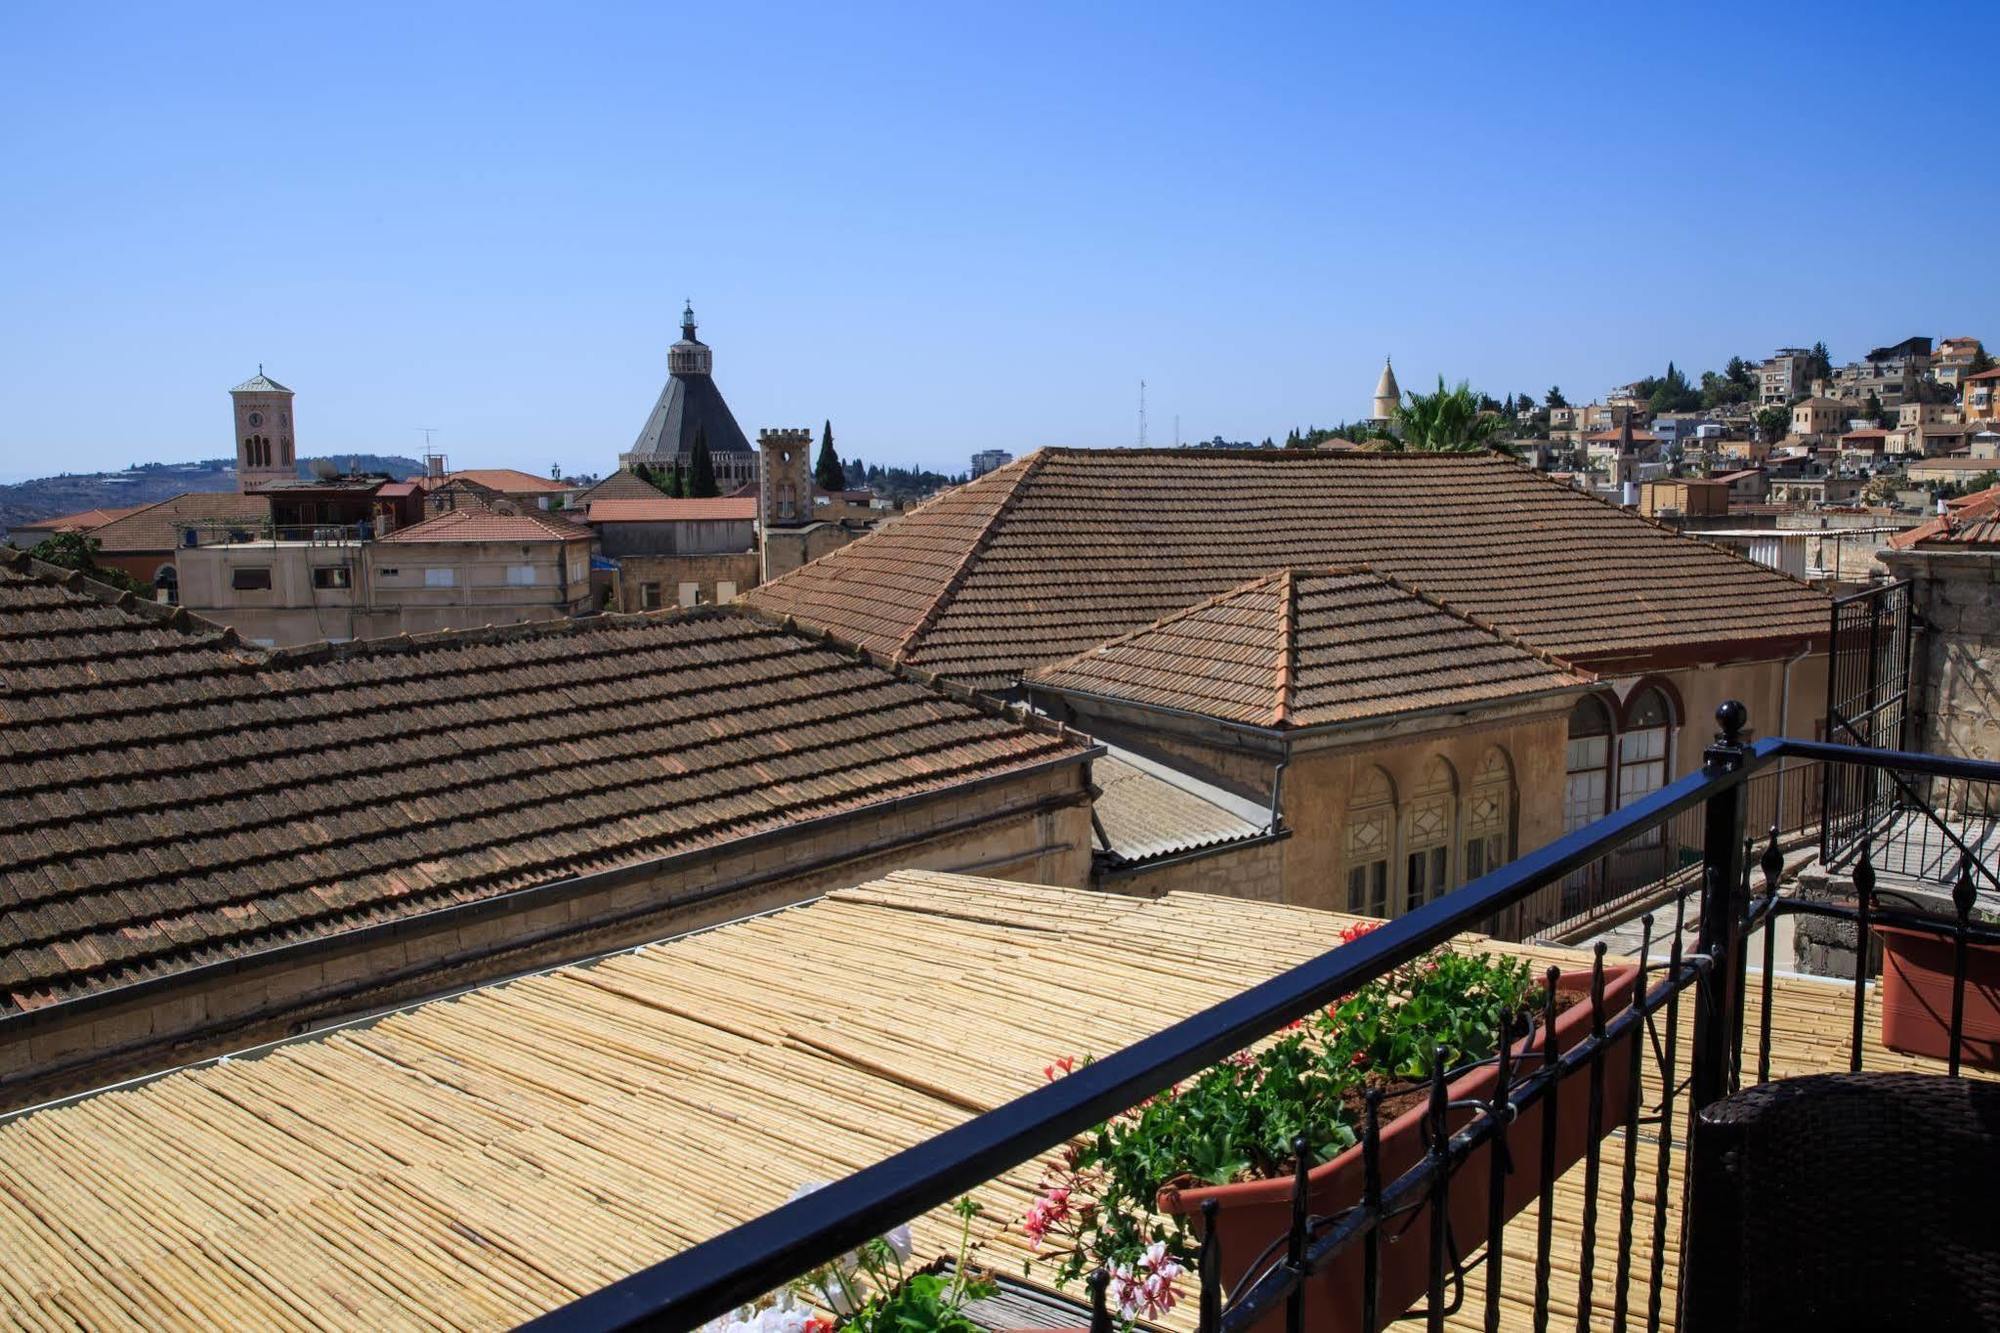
[310, 458, 340, 480]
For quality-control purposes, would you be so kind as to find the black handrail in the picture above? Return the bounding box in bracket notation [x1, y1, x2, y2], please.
[525, 720, 2000, 1333]
[522, 718, 1758, 1333]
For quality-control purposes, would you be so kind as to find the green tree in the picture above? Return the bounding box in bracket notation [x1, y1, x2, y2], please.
[1806, 341, 1834, 384]
[1394, 377, 1509, 452]
[1755, 405, 1791, 443]
[1725, 356, 1758, 392]
[687, 429, 720, 498]
[1546, 385, 1569, 409]
[814, 419, 845, 491]
[1970, 345, 1995, 376]
[1864, 391, 1889, 427]
[27, 532, 151, 596]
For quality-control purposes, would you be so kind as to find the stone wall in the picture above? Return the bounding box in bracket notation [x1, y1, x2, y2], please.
[0, 761, 1093, 1110]
[611, 551, 762, 610]
[763, 522, 868, 581]
[1883, 548, 2000, 764]
[1095, 836, 1287, 902]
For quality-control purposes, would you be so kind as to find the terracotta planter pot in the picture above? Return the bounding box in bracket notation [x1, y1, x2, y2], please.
[1157, 964, 1640, 1333]
[1876, 924, 2000, 1071]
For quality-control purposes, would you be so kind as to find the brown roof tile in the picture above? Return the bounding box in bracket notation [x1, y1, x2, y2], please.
[443, 469, 575, 493]
[87, 491, 271, 553]
[745, 449, 1831, 688]
[0, 557, 1087, 1013]
[375, 506, 591, 544]
[1031, 566, 1590, 729]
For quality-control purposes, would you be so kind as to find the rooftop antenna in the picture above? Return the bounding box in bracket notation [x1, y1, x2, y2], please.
[1174, 413, 1181, 448]
[1138, 379, 1148, 448]
[417, 427, 440, 449]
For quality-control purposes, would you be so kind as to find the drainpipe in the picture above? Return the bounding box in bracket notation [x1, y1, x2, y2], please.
[1268, 760, 1288, 833]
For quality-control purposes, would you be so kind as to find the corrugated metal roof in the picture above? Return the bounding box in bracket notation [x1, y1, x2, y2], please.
[1091, 755, 1267, 865]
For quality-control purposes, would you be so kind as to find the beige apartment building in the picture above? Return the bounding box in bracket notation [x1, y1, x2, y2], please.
[177, 506, 593, 645]
[1791, 395, 1854, 443]
[1759, 348, 1813, 405]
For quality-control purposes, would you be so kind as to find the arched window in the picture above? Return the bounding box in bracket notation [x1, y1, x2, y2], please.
[1344, 767, 1397, 918]
[153, 564, 178, 606]
[1403, 757, 1457, 912]
[1566, 694, 1614, 833]
[1464, 747, 1516, 880]
[1618, 686, 1674, 809]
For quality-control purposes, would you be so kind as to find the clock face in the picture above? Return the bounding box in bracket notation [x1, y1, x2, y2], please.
[247, 411, 264, 428]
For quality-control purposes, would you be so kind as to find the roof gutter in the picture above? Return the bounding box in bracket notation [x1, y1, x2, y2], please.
[0, 744, 1100, 1039]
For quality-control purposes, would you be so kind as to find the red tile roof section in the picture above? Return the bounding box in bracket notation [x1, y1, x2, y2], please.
[588, 497, 758, 523]
[1030, 566, 1591, 729]
[745, 448, 1831, 688]
[0, 555, 1087, 1012]
[375, 506, 590, 544]
[86, 492, 271, 553]
[1888, 486, 2000, 549]
[15, 506, 143, 533]
[444, 469, 576, 493]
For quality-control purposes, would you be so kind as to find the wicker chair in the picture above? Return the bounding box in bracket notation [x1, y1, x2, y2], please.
[1687, 1071, 2000, 1332]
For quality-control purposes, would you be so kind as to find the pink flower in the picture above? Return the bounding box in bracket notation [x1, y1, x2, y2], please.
[1108, 1246, 1184, 1321]
[1043, 1055, 1077, 1082]
[1021, 1185, 1073, 1249]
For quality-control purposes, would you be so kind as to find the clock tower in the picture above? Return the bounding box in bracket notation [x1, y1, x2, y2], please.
[231, 368, 296, 493]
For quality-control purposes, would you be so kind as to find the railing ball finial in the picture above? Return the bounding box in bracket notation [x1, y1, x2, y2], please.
[1714, 699, 1748, 745]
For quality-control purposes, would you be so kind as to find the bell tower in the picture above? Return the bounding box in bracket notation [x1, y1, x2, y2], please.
[758, 428, 814, 528]
[231, 368, 296, 493]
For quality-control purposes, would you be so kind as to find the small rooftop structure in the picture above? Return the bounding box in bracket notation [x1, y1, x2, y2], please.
[1028, 566, 1591, 731]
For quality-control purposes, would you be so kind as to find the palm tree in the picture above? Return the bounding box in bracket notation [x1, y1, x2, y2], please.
[1393, 377, 1509, 452]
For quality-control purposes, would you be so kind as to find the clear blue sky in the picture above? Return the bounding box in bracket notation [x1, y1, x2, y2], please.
[4, 2, 1997, 482]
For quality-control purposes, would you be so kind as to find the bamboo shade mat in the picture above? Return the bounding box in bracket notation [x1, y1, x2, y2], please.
[0, 871, 1963, 1332]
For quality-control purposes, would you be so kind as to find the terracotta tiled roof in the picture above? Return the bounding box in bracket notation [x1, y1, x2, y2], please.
[573, 468, 667, 506]
[588, 497, 758, 523]
[744, 449, 1831, 689]
[86, 491, 270, 553]
[1031, 566, 1590, 729]
[374, 506, 589, 544]
[1888, 486, 2000, 549]
[1965, 367, 2000, 383]
[12, 505, 142, 534]
[0, 558, 1087, 1012]
[444, 469, 575, 494]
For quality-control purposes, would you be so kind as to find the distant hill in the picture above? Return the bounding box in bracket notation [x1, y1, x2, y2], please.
[0, 455, 423, 538]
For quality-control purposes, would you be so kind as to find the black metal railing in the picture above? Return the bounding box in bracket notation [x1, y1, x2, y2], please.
[178, 521, 368, 547]
[1821, 581, 1911, 869]
[1552, 760, 1823, 936]
[521, 709, 2000, 1333]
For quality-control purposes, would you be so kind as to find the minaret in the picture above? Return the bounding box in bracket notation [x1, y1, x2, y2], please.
[1372, 357, 1401, 424]
[231, 367, 296, 493]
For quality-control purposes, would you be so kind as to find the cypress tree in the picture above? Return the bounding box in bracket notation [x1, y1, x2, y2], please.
[688, 428, 720, 498]
[814, 419, 845, 491]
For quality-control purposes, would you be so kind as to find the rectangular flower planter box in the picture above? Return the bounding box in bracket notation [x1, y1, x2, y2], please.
[1157, 963, 1640, 1333]
[1876, 923, 2000, 1071]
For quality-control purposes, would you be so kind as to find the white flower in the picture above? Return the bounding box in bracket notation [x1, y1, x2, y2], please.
[885, 1222, 913, 1263]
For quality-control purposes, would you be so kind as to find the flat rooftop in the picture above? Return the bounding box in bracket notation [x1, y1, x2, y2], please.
[0, 872, 1963, 1331]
